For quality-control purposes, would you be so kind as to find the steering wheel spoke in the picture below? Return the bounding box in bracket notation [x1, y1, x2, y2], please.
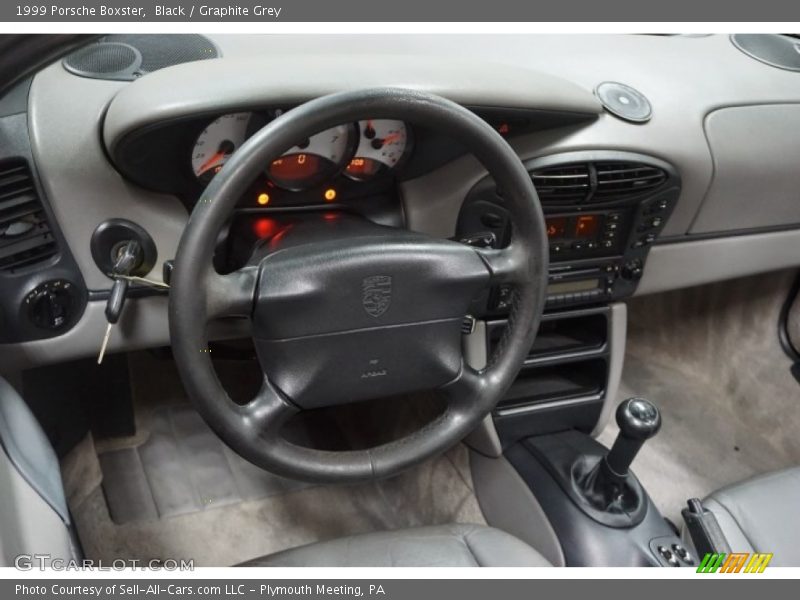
[474, 243, 528, 287]
[238, 377, 298, 440]
[205, 266, 259, 320]
[437, 365, 489, 412]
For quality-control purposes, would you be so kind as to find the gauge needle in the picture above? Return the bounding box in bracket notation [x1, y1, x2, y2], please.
[198, 140, 236, 175]
[198, 150, 227, 174]
[381, 132, 402, 145]
[371, 132, 402, 149]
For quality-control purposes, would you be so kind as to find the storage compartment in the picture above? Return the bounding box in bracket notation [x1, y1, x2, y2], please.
[489, 305, 618, 443]
[498, 358, 607, 409]
[529, 313, 606, 359]
[489, 310, 607, 362]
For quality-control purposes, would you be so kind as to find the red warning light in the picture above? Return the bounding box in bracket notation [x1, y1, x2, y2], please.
[252, 217, 278, 239]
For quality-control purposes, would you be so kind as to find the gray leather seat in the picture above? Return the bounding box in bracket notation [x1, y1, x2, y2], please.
[239, 524, 552, 567]
[705, 467, 800, 566]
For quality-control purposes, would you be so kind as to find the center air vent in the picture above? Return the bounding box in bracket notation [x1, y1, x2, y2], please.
[531, 159, 667, 206]
[593, 161, 667, 201]
[0, 160, 58, 273]
[531, 164, 591, 205]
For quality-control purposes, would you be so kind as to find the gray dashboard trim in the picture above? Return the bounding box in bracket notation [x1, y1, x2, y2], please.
[102, 55, 602, 155]
[637, 229, 800, 296]
[14, 34, 800, 368]
[690, 103, 800, 235]
[28, 62, 188, 292]
[591, 302, 627, 437]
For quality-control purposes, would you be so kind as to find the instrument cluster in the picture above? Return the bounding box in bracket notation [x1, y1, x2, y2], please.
[191, 111, 412, 207]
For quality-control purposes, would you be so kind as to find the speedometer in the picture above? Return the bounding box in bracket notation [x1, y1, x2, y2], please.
[191, 112, 252, 184]
[345, 120, 410, 181]
[267, 124, 356, 191]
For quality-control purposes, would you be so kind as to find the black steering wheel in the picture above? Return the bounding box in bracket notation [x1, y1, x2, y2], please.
[169, 88, 548, 483]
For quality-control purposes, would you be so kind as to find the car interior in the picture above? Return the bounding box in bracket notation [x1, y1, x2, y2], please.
[1, 33, 800, 568]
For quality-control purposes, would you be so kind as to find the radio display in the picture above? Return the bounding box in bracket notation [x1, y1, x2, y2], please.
[546, 214, 604, 241]
[546, 217, 568, 239]
[547, 279, 601, 295]
[575, 215, 600, 238]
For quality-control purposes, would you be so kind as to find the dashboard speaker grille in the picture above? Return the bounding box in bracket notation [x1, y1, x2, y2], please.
[63, 42, 139, 76]
[0, 160, 58, 273]
[63, 34, 219, 81]
[731, 34, 800, 72]
[531, 160, 667, 206]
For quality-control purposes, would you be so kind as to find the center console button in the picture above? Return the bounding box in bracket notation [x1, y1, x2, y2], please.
[672, 544, 692, 563]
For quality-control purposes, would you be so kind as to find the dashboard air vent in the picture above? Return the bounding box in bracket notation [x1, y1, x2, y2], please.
[591, 162, 667, 202]
[0, 160, 58, 273]
[530, 163, 591, 205]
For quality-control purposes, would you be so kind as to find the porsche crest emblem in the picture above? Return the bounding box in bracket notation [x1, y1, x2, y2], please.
[361, 275, 392, 318]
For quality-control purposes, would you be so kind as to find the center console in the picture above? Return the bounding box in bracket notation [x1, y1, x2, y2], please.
[505, 401, 696, 567]
[458, 150, 680, 441]
[461, 151, 687, 566]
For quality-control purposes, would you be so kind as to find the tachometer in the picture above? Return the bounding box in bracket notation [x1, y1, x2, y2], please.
[191, 112, 252, 184]
[267, 124, 356, 191]
[345, 120, 410, 181]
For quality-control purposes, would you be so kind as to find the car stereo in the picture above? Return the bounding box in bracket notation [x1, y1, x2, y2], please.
[457, 151, 681, 313]
[544, 210, 625, 259]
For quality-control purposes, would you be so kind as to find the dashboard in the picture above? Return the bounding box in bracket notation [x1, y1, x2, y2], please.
[2, 33, 800, 371]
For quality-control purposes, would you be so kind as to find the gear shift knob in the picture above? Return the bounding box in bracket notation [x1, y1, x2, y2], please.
[606, 397, 661, 476]
[616, 397, 661, 439]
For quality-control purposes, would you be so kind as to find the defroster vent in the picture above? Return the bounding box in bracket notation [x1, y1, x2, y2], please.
[0, 160, 58, 273]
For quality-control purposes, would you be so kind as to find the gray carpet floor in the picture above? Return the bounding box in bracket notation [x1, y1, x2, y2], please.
[65, 353, 485, 567]
[599, 269, 800, 525]
[97, 405, 314, 524]
[65, 270, 800, 563]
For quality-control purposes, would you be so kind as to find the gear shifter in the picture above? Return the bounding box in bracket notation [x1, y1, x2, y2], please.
[574, 397, 661, 515]
[606, 397, 662, 476]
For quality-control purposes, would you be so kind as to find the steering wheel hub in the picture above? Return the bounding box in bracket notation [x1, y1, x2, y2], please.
[252, 219, 490, 408]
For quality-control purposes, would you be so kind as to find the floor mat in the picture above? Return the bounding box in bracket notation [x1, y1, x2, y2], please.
[77, 443, 483, 566]
[599, 270, 800, 525]
[70, 352, 485, 566]
[98, 405, 311, 524]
